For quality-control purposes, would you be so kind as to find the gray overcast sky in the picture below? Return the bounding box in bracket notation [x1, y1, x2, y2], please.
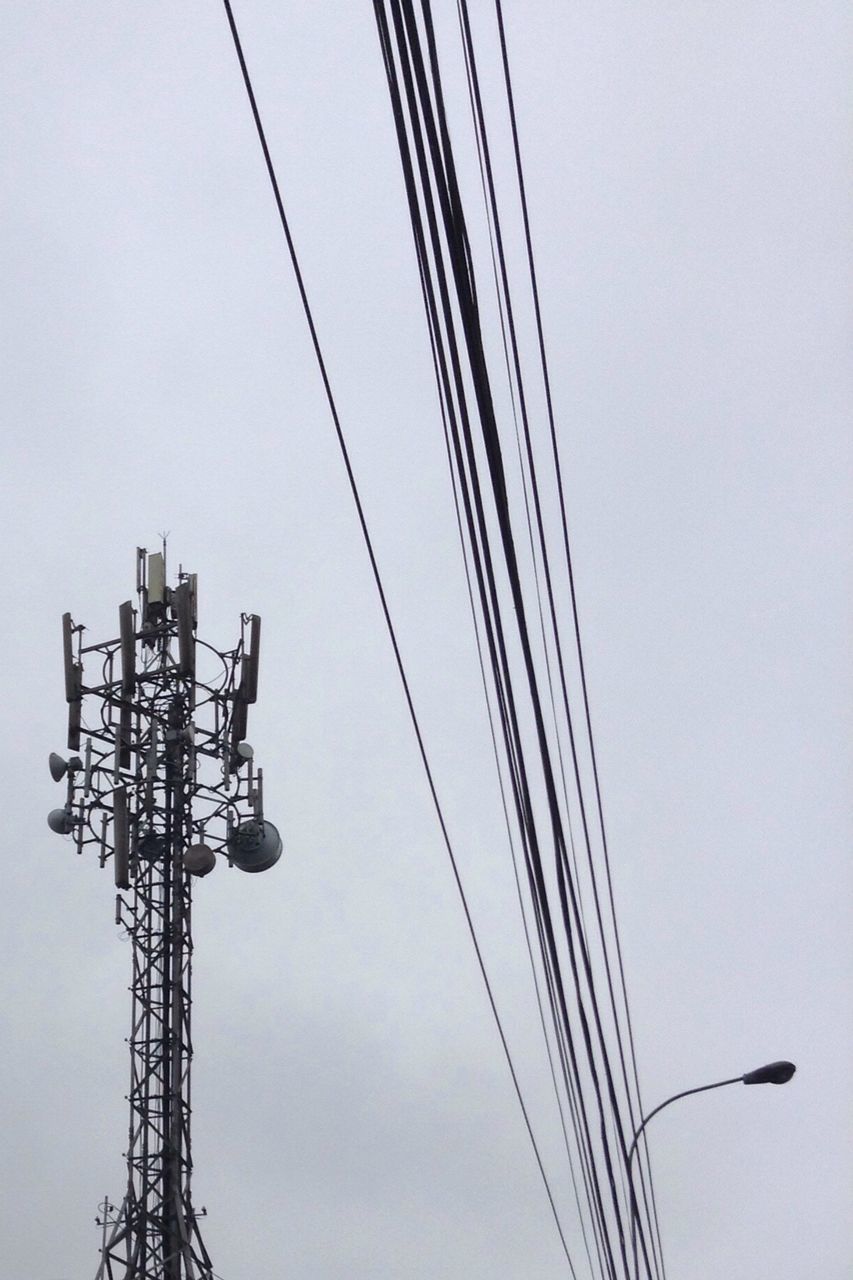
[1, 3, 851, 1277]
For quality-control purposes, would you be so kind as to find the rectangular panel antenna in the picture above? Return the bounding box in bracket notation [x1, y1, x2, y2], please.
[242, 615, 261, 704]
[67, 699, 81, 752]
[136, 547, 146, 593]
[230, 700, 248, 753]
[113, 787, 130, 890]
[119, 703, 132, 770]
[147, 553, 165, 604]
[119, 601, 136, 694]
[62, 612, 81, 703]
[174, 582, 195, 677]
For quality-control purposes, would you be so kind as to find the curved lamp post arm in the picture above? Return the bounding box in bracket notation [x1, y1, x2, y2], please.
[627, 1075, 742, 1173]
[627, 1061, 795, 1280]
[627, 1075, 740, 1280]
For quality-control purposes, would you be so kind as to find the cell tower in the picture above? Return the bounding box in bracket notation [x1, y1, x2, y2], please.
[47, 547, 281, 1279]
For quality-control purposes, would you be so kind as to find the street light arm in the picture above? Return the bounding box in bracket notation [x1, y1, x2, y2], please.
[627, 1074, 742, 1280]
[628, 1060, 795, 1280]
[627, 1075, 743, 1173]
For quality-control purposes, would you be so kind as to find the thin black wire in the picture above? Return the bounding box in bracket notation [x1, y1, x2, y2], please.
[408, 0, 662, 1270]
[453, 0, 641, 1200]
[450, 3, 661, 1273]
[375, 5, 673, 1276]
[439, 267, 602, 1280]
[454, 0, 589, 954]
[379, 3, 637, 1272]
[451, 9, 608, 1274]
[219, 0, 575, 1268]
[374, 8, 605, 1273]
[490, 4, 666, 1272]
[400, 6, 641, 1270]
[452, 439, 600, 1279]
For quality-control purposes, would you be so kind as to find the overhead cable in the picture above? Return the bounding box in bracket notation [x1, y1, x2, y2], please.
[219, 0, 576, 1269]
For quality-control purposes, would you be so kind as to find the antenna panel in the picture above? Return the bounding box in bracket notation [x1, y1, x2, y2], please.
[67, 699, 81, 752]
[147, 553, 165, 604]
[119, 600, 136, 694]
[113, 788, 130, 889]
[62, 612, 82, 703]
[242, 615, 261, 703]
[118, 702, 132, 770]
[230, 699, 248, 753]
[173, 581, 195, 677]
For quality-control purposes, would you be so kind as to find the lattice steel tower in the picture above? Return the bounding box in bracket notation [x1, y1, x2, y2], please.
[47, 547, 281, 1279]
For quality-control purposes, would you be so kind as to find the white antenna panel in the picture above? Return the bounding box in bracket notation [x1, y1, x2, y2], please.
[147, 553, 165, 604]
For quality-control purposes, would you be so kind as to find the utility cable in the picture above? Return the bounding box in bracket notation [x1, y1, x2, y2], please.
[375, 9, 623, 1274]
[373, 3, 667, 1273]
[391, 7, 636, 1269]
[452, 3, 660, 1270]
[219, 0, 576, 1268]
[489, 5, 666, 1271]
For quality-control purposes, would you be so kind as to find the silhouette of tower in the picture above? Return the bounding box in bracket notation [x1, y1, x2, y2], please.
[48, 547, 280, 1278]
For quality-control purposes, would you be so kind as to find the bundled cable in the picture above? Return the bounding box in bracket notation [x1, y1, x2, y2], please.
[371, 2, 664, 1274]
[221, 0, 663, 1272]
[220, 0, 577, 1270]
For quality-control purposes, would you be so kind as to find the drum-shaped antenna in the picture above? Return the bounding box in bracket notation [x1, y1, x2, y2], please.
[49, 752, 69, 782]
[49, 752, 83, 781]
[137, 830, 166, 862]
[226, 819, 282, 874]
[47, 807, 75, 835]
[233, 741, 253, 767]
[184, 843, 216, 877]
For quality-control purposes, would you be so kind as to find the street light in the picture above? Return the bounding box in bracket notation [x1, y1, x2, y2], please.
[628, 1060, 796, 1279]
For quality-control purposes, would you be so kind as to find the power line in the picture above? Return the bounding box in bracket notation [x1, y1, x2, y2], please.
[488, 3, 666, 1269]
[219, 0, 576, 1268]
[372, 0, 625, 1263]
[371, 2, 667, 1273]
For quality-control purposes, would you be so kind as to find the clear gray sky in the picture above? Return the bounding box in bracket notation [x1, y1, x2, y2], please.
[1, 3, 850, 1277]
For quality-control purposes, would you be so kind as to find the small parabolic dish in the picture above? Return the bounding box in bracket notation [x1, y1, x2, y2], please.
[49, 752, 82, 782]
[49, 752, 69, 782]
[138, 831, 167, 862]
[47, 807, 75, 835]
[184, 843, 216, 877]
[226, 820, 282, 874]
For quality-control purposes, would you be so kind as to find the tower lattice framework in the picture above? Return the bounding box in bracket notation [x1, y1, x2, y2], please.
[49, 548, 280, 1279]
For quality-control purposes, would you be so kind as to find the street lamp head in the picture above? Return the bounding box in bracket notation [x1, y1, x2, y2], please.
[742, 1060, 796, 1086]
